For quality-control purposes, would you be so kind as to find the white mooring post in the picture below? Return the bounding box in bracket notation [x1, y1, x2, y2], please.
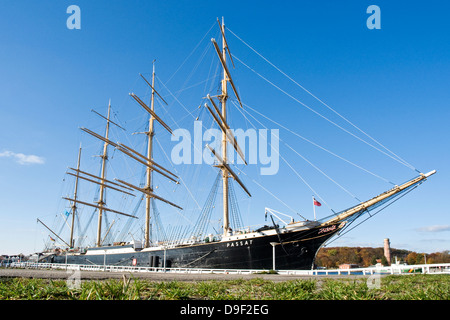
[270, 242, 278, 271]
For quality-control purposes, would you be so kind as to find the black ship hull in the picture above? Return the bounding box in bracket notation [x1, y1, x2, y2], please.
[44, 222, 345, 270]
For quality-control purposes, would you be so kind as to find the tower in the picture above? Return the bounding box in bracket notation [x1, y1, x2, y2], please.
[384, 238, 391, 265]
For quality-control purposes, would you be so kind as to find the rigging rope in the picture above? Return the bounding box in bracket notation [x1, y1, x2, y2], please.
[190, 172, 221, 238]
[324, 183, 421, 247]
[154, 133, 202, 212]
[150, 199, 168, 243]
[166, 21, 217, 85]
[232, 100, 334, 211]
[242, 102, 395, 185]
[232, 54, 417, 171]
[227, 27, 419, 173]
[283, 142, 361, 202]
[228, 179, 244, 231]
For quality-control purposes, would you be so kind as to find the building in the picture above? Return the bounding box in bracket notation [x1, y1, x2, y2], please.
[339, 263, 359, 269]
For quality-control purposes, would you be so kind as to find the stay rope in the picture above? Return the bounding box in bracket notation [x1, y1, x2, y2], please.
[227, 27, 419, 173]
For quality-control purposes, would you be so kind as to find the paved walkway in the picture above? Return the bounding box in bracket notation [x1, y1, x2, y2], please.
[0, 267, 373, 282]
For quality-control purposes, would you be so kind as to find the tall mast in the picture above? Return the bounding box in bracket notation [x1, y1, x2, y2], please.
[145, 62, 156, 248]
[96, 100, 111, 247]
[69, 144, 82, 248]
[127, 66, 182, 248]
[66, 103, 138, 247]
[220, 17, 230, 236]
[206, 18, 250, 236]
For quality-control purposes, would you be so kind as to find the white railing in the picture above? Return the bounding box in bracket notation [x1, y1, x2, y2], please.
[280, 263, 450, 276]
[7, 261, 450, 276]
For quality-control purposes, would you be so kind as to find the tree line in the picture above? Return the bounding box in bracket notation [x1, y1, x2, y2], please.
[314, 247, 450, 268]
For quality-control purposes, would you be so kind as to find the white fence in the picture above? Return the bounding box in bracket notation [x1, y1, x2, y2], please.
[281, 263, 450, 276]
[8, 261, 450, 276]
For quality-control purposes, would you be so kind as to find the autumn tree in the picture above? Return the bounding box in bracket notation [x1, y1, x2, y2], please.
[315, 247, 450, 268]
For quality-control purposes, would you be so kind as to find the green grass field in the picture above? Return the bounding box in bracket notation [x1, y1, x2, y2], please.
[0, 274, 448, 300]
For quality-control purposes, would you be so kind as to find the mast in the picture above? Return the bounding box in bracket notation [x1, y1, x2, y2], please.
[127, 64, 182, 248]
[145, 62, 156, 248]
[206, 18, 249, 237]
[69, 144, 82, 248]
[65, 103, 138, 247]
[96, 100, 111, 247]
[220, 17, 230, 236]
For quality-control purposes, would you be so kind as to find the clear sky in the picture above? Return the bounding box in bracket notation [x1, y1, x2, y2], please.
[0, 0, 449, 256]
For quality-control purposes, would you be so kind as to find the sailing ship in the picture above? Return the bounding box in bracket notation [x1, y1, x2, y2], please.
[37, 19, 436, 270]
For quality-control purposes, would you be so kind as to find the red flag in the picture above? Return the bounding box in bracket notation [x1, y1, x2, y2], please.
[313, 198, 321, 207]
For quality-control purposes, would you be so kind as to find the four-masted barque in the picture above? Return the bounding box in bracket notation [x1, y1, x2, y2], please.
[37, 19, 436, 270]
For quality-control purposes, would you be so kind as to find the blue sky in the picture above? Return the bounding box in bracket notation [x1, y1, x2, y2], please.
[0, 0, 449, 256]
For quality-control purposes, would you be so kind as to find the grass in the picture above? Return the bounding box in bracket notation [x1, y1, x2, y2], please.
[0, 274, 448, 300]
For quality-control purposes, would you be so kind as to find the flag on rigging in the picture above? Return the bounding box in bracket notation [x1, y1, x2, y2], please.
[313, 198, 322, 207]
[49, 236, 55, 242]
